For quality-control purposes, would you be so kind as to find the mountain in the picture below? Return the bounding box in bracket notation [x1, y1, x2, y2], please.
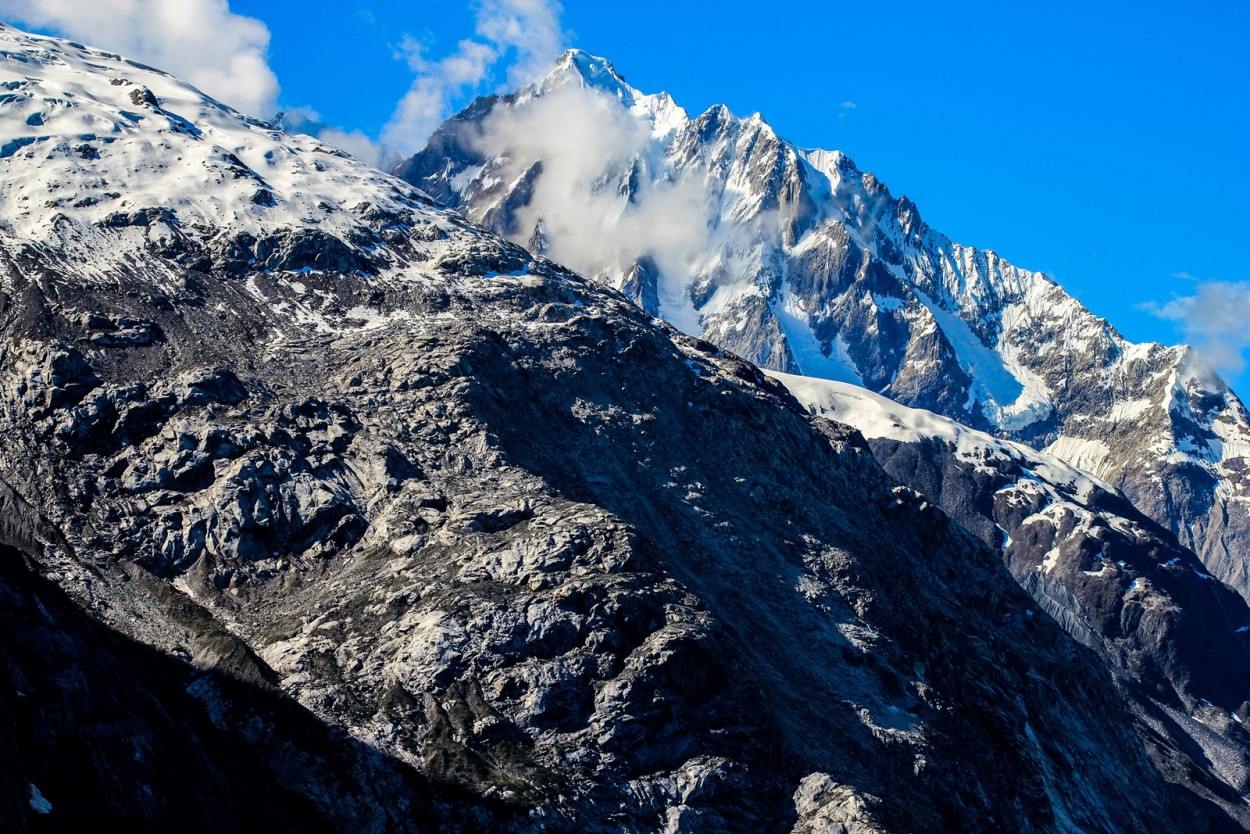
[0, 22, 1240, 832]
[398, 49, 1250, 603]
[771, 371, 1250, 825]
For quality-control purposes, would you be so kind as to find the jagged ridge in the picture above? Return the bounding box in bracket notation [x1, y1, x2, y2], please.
[399, 48, 1250, 604]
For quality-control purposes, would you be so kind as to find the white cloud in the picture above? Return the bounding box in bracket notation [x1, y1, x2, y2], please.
[0, 0, 279, 117]
[477, 0, 565, 90]
[318, 126, 392, 168]
[1144, 280, 1250, 377]
[278, 107, 399, 169]
[0, 0, 570, 166]
[840, 100, 858, 109]
[467, 83, 715, 303]
[381, 0, 567, 155]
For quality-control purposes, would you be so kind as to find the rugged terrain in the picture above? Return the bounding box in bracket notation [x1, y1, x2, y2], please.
[400, 49, 1250, 601]
[2, 22, 1246, 832]
[775, 372, 1250, 826]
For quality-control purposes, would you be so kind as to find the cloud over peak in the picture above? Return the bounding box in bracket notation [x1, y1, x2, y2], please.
[382, 0, 568, 154]
[1144, 279, 1250, 378]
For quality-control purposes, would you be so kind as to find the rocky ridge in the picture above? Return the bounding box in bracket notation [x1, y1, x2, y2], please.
[399, 49, 1250, 601]
[773, 371, 1250, 826]
[0, 23, 1239, 832]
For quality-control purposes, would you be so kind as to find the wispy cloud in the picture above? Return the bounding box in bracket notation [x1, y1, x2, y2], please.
[382, 0, 568, 154]
[0, 0, 279, 117]
[277, 107, 397, 168]
[477, 0, 566, 90]
[464, 82, 724, 318]
[1143, 280, 1250, 377]
[0, 0, 571, 166]
[840, 100, 858, 109]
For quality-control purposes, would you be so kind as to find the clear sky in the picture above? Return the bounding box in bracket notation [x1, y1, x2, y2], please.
[5, 1, 1250, 391]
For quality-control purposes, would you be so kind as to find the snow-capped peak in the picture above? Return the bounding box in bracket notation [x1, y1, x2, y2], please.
[0, 24, 447, 271]
[532, 48, 640, 105]
[401, 47, 1250, 603]
[800, 148, 860, 180]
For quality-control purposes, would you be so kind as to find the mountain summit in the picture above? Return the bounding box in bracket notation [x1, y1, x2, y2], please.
[399, 50, 1250, 601]
[542, 48, 635, 98]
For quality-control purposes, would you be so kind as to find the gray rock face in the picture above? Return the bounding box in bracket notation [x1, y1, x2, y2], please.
[0, 23, 1240, 832]
[772, 373, 1250, 826]
[8, 233, 1217, 831]
[0, 538, 448, 833]
[398, 49, 1250, 603]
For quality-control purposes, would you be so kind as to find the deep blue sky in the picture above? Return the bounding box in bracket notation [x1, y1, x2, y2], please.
[12, 1, 1250, 389]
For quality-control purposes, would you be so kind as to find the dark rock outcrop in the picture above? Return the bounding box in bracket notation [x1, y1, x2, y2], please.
[775, 373, 1250, 828]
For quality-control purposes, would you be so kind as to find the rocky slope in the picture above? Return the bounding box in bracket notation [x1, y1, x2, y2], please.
[399, 49, 1250, 601]
[0, 23, 1239, 832]
[774, 371, 1250, 826]
[0, 536, 443, 833]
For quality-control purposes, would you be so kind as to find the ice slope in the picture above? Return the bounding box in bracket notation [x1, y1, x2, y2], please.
[770, 370, 1109, 503]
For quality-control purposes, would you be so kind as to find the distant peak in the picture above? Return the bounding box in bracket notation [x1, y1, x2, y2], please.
[696, 102, 734, 126]
[553, 49, 622, 80]
[538, 48, 639, 104]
